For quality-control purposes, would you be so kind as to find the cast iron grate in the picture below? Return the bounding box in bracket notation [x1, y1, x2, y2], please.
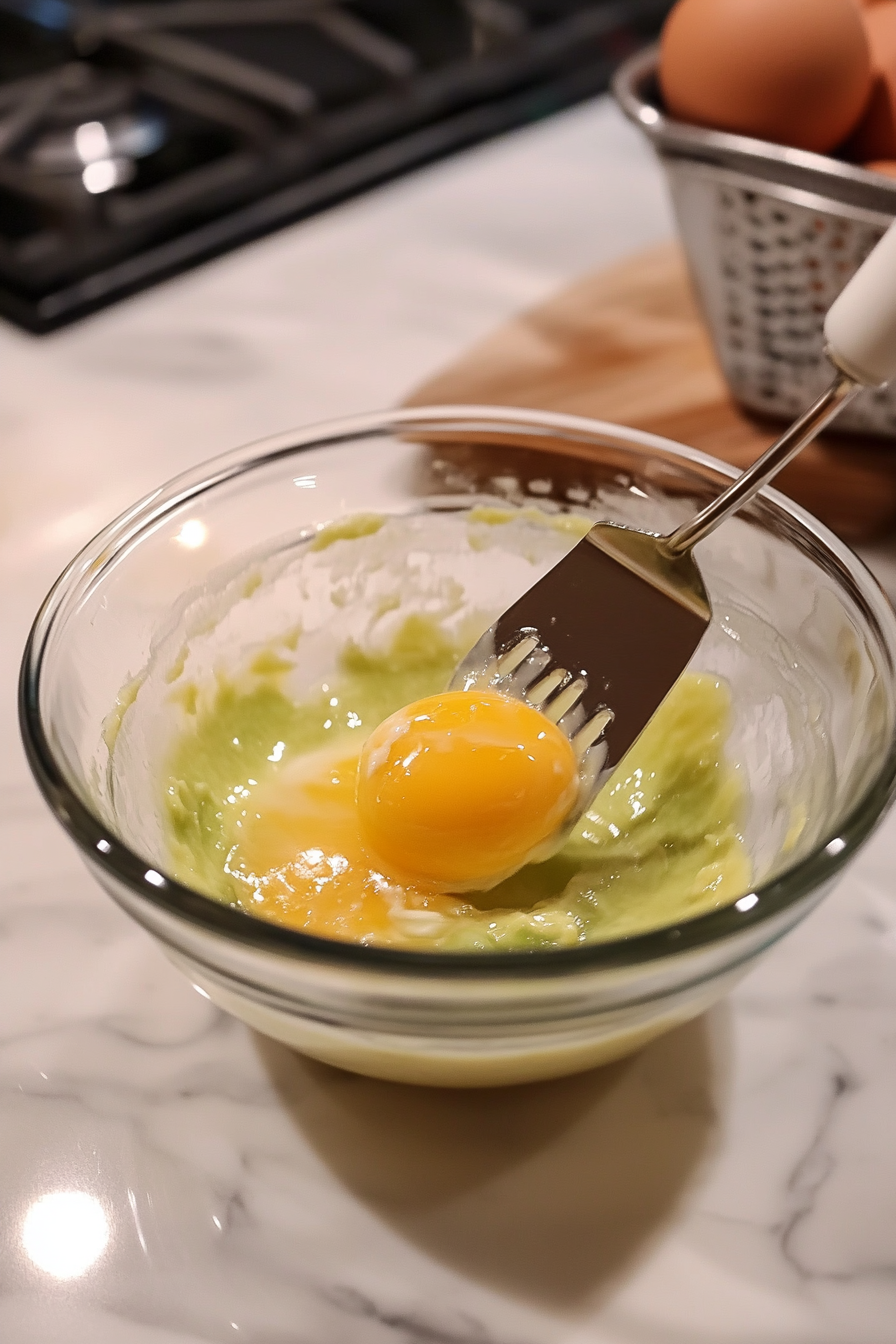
[0, 0, 673, 330]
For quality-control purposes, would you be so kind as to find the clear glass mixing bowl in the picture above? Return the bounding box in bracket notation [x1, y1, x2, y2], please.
[19, 407, 896, 1086]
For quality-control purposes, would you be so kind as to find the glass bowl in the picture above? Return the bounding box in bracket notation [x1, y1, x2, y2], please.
[19, 407, 896, 1087]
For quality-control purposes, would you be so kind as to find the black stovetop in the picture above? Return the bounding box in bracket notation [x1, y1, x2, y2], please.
[0, 0, 672, 331]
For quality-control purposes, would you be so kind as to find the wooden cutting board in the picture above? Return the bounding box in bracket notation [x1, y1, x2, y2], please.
[406, 243, 896, 540]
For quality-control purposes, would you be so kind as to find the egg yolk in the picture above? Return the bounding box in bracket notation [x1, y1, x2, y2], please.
[356, 691, 579, 887]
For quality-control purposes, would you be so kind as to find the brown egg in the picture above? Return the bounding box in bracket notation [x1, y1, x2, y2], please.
[847, 2, 896, 158]
[660, 0, 872, 153]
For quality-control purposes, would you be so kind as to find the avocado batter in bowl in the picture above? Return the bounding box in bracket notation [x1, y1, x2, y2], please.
[155, 508, 749, 952]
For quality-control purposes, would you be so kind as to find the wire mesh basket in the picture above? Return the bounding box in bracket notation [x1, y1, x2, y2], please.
[614, 46, 896, 438]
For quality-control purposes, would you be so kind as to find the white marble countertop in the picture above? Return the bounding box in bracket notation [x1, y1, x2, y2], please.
[3, 95, 896, 1344]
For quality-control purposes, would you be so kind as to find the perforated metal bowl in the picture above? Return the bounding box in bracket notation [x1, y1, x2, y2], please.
[614, 45, 896, 438]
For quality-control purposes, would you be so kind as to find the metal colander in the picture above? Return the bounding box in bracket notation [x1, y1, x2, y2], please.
[614, 46, 896, 438]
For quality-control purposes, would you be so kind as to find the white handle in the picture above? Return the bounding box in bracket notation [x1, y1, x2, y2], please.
[824, 221, 896, 387]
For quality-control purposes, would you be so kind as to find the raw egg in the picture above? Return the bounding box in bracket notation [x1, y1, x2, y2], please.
[660, 0, 872, 153]
[848, 2, 896, 159]
[225, 693, 580, 944]
[357, 691, 579, 887]
[234, 748, 406, 945]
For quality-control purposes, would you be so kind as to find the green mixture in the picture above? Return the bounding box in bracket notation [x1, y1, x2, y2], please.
[163, 605, 749, 951]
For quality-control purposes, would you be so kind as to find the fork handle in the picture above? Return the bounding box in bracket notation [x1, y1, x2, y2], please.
[663, 221, 896, 557]
[662, 371, 859, 555]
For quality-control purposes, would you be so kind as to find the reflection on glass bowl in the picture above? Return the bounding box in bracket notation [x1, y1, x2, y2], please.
[19, 407, 896, 1086]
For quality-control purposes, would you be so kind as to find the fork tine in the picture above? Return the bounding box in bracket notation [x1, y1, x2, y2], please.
[573, 708, 614, 756]
[495, 633, 539, 677]
[526, 666, 569, 707]
[510, 646, 552, 692]
[582, 738, 609, 784]
[543, 676, 586, 723]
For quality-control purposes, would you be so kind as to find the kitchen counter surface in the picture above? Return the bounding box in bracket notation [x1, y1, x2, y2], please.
[2, 95, 896, 1344]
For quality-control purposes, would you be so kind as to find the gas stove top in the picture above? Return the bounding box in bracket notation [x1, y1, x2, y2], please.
[0, 0, 672, 330]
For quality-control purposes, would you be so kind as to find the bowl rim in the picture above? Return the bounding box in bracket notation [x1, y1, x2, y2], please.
[19, 404, 896, 979]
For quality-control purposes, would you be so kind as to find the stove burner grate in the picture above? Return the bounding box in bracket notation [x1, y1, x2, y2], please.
[0, 0, 673, 330]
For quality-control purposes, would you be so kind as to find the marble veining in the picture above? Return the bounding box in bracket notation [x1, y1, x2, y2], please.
[2, 95, 896, 1342]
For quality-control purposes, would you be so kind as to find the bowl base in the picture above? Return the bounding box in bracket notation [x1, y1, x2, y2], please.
[180, 959, 743, 1088]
